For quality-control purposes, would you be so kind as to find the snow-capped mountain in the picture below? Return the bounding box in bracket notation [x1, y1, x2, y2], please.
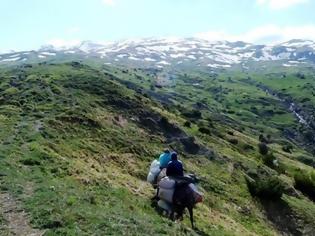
[1, 38, 315, 70]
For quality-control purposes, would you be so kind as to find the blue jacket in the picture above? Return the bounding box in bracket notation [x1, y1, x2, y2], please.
[159, 153, 171, 169]
[166, 160, 184, 177]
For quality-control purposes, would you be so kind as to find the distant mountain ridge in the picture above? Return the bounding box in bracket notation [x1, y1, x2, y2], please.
[1, 38, 315, 69]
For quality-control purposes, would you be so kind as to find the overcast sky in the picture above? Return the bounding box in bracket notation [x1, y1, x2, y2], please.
[1, 0, 315, 51]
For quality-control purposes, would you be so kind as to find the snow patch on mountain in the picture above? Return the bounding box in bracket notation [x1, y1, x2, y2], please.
[129, 56, 141, 61]
[9, 54, 20, 58]
[187, 55, 197, 60]
[1, 38, 315, 69]
[283, 63, 295, 67]
[208, 63, 231, 68]
[65, 50, 76, 54]
[117, 54, 127, 58]
[158, 61, 170, 65]
[144, 57, 156, 62]
[41, 52, 56, 56]
[1, 57, 20, 62]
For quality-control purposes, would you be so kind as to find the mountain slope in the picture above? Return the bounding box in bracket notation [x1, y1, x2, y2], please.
[0, 61, 314, 235]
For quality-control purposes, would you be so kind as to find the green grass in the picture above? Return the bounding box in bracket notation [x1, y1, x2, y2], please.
[0, 62, 314, 235]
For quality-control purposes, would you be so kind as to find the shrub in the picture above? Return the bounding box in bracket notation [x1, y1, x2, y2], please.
[246, 174, 284, 199]
[227, 110, 235, 114]
[258, 142, 269, 155]
[303, 131, 314, 142]
[20, 158, 41, 166]
[262, 153, 285, 174]
[297, 155, 315, 168]
[294, 171, 315, 201]
[184, 121, 191, 128]
[282, 144, 293, 153]
[242, 143, 254, 151]
[182, 110, 202, 119]
[259, 134, 268, 143]
[228, 138, 238, 145]
[262, 153, 276, 167]
[199, 127, 211, 135]
[296, 72, 305, 79]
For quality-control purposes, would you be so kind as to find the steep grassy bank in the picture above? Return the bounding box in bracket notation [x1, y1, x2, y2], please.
[0, 62, 314, 235]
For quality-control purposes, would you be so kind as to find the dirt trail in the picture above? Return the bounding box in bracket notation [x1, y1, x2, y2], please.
[0, 193, 45, 236]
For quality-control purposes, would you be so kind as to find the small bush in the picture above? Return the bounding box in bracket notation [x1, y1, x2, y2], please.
[242, 143, 254, 151]
[184, 121, 191, 128]
[182, 110, 202, 119]
[262, 153, 285, 174]
[297, 155, 315, 168]
[259, 134, 268, 143]
[227, 110, 235, 114]
[294, 171, 315, 201]
[282, 144, 293, 153]
[258, 142, 269, 155]
[20, 158, 41, 166]
[228, 138, 238, 145]
[199, 127, 211, 135]
[262, 153, 276, 167]
[246, 174, 284, 199]
[227, 131, 234, 136]
[303, 131, 314, 142]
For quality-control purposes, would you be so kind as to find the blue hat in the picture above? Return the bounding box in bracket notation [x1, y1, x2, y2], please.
[171, 152, 177, 160]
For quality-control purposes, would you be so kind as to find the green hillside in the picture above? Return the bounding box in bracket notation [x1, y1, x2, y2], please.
[0, 62, 315, 235]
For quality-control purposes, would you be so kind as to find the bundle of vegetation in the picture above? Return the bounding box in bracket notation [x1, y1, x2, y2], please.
[296, 72, 306, 80]
[294, 171, 315, 201]
[246, 170, 285, 200]
[259, 134, 272, 144]
[184, 121, 191, 128]
[198, 127, 211, 135]
[303, 130, 314, 142]
[258, 142, 269, 155]
[259, 134, 268, 143]
[228, 138, 238, 145]
[262, 153, 276, 167]
[242, 143, 254, 151]
[182, 109, 202, 119]
[297, 155, 315, 168]
[206, 119, 215, 128]
[227, 131, 234, 136]
[261, 153, 285, 174]
[282, 144, 293, 153]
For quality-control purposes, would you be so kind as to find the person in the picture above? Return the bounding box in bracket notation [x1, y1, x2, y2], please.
[151, 150, 171, 201]
[159, 149, 171, 169]
[166, 152, 184, 177]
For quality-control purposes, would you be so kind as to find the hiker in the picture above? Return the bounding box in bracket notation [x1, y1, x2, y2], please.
[166, 152, 184, 177]
[159, 149, 171, 169]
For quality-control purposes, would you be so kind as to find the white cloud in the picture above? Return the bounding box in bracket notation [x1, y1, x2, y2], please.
[47, 39, 81, 49]
[102, 0, 115, 6]
[196, 25, 315, 44]
[257, 0, 308, 9]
